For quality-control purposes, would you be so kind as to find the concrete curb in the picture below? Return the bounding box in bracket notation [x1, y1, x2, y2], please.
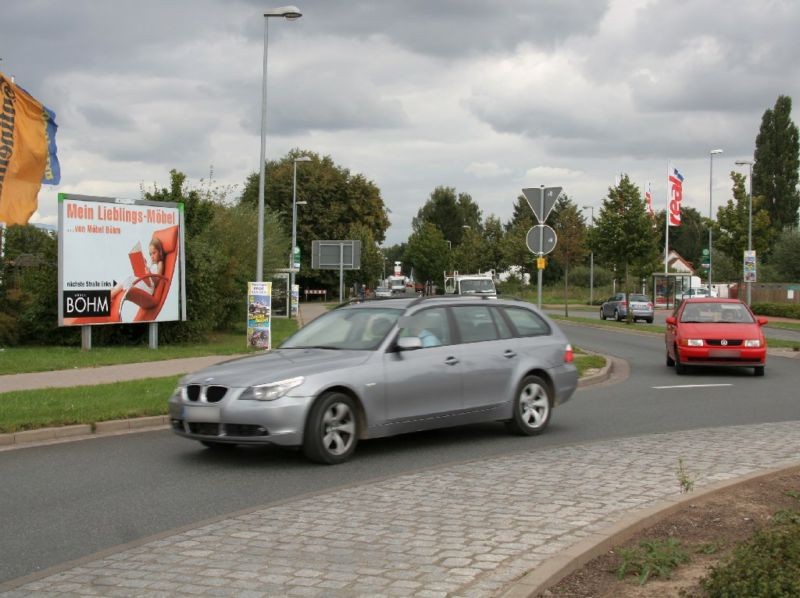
[0, 417, 169, 449]
[500, 460, 800, 597]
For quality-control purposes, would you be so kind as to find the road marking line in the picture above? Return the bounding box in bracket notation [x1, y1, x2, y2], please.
[653, 384, 734, 389]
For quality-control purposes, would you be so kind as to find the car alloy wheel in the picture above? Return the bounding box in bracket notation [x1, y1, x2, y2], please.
[506, 375, 551, 436]
[304, 392, 359, 464]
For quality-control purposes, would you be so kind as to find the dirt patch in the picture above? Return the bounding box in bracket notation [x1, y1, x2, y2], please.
[539, 466, 800, 597]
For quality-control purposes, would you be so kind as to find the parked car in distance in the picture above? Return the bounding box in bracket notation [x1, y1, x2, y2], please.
[600, 293, 654, 323]
[374, 286, 392, 298]
[169, 296, 579, 464]
[665, 298, 767, 376]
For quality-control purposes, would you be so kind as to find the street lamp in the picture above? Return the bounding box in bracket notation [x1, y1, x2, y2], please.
[708, 148, 723, 293]
[582, 205, 594, 307]
[290, 155, 312, 317]
[256, 5, 303, 282]
[735, 159, 754, 305]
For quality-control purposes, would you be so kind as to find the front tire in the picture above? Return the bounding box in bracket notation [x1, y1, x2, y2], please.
[754, 366, 765, 377]
[615, 309, 622, 322]
[506, 375, 552, 436]
[666, 350, 675, 367]
[674, 346, 687, 375]
[303, 392, 359, 464]
[600, 308, 606, 320]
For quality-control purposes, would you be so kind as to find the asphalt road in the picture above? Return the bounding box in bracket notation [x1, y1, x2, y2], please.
[1, 324, 799, 584]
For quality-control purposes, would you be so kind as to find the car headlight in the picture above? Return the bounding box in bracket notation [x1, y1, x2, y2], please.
[170, 386, 184, 400]
[682, 339, 704, 347]
[239, 377, 305, 401]
[744, 339, 762, 348]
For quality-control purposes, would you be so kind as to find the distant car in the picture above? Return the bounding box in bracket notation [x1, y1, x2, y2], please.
[600, 293, 654, 323]
[168, 296, 578, 464]
[665, 298, 767, 376]
[374, 287, 392, 298]
[678, 287, 717, 300]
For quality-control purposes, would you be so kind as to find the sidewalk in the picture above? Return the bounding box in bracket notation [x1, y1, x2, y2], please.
[2, 422, 799, 596]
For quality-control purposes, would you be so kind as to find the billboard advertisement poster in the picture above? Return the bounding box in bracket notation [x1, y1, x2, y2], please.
[291, 284, 299, 317]
[743, 250, 757, 283]
[247, 281, 272, 350]
[58, 194, 184, 326]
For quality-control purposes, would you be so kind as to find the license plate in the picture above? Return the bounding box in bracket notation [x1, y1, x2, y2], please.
[182, 405, 220, 422]
[709, 349, 740, 358]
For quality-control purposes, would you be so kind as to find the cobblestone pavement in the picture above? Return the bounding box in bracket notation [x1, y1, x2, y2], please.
[3, 420, 799, 597]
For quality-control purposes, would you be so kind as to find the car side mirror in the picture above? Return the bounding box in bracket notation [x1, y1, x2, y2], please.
[758, 318, 768, 326]
[666, 316, 676, 325]
[396, 337, 422, 351]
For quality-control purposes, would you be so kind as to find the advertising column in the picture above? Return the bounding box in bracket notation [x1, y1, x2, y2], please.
[247, 281, 272, 349]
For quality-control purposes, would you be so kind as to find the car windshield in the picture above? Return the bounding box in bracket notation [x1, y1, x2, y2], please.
[680, 303, 754, 324]
[280, 306, 403, 350]
[460, 279, 495, 294]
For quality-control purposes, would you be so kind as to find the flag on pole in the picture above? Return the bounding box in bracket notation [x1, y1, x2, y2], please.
[645, 181, 654, 216]
[0, 71, 61, 226]
[667, 164, 684, 226]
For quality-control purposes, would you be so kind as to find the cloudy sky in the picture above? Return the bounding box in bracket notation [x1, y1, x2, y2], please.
[3, 0, 799, 245]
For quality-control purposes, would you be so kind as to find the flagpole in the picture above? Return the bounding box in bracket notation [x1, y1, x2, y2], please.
[665, 161, 670, 275]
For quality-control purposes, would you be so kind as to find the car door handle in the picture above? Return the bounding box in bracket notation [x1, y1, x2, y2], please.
[444, 356, 459, 366]
[503, 350, 517, 359]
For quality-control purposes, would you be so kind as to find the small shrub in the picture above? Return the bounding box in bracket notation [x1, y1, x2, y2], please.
[677, 458, 695, 494]
[699, 510, 800, 597]
[616, 537, 691, 585]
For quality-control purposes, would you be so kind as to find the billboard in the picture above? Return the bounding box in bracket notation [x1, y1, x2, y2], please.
[58, 194, 185, 326]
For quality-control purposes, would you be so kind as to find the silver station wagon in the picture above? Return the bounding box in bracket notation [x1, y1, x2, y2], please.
[169, 296, 578, 464]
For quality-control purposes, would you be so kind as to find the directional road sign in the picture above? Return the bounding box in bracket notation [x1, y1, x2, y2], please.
[526, 224, 557, 255]
[522, 186, 562, 223]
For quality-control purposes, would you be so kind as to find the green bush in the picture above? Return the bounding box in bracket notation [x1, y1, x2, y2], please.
[699, 510, 800, 597]
[751, 302, 800, 319]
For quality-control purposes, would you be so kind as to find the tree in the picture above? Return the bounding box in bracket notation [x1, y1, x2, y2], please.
[412, 186, 480, 247]
[481, 215, 506, 274]
[241, 150, 390, 292]
[403, 223, 450, 288]
[589, 175, 660, 322]
[714, 171, 772, 273]
[346, 223, 383, 289]
[550, 197, 587, 316]
[769, 229, 800, 281]
[752, 95, 800, 233]
[654, 206, 706, 269]
[452, 226, 488, 273]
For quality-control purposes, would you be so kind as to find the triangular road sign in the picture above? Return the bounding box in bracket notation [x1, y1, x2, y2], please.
[522, 186, 562, 223]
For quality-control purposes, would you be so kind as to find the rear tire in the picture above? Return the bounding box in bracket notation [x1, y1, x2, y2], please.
[646, 318, 653, 324]
[600, 309, 606, 321]
[303, 392, 359, 464]
[615, 309, 622, 322]
[506, 375, 552, 436]
[754, 366, 765, 377]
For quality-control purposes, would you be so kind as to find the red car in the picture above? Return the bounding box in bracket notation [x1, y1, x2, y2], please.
[665, 298, 768, 376]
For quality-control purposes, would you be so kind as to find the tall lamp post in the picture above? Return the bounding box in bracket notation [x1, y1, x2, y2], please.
[582, 205, 594, 307]
[290, 156, 312, 317]
[256, 5, 303, 282]
[708, 148, 723, 293]
[735, 159, 754, 305]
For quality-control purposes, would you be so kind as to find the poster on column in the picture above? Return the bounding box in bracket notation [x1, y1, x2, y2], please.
[58, 194, 184, 326]
[247, 281, 272, 350]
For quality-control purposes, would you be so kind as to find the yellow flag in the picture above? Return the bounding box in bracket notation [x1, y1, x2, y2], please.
[0, 72, 59, 225]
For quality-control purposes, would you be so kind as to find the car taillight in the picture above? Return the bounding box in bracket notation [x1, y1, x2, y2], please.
[564, 344, 574, 363]
[647, 302, 653, 309]
[622, 301, 628, 307]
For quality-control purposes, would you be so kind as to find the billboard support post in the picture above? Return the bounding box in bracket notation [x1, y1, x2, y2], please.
[81, 326, 91, 351]
[149, 323, 158, 349]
